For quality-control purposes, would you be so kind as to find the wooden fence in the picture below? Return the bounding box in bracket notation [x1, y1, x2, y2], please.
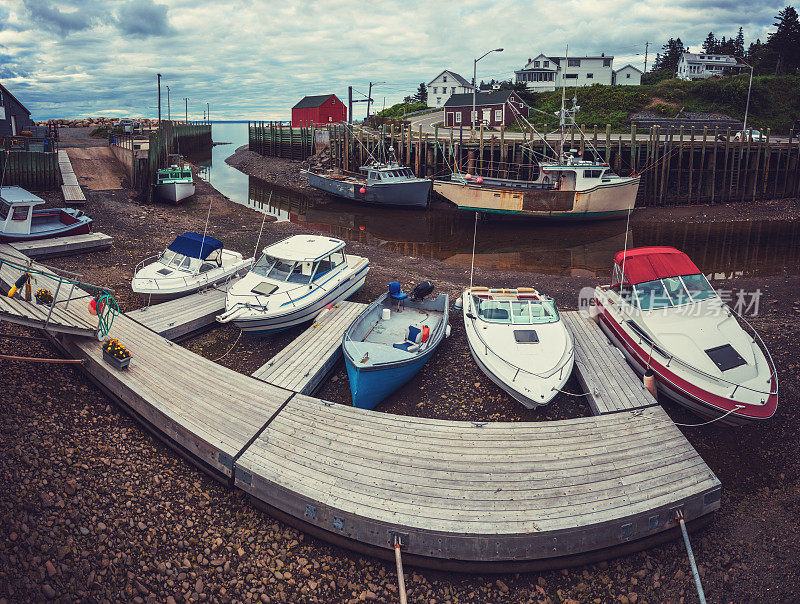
[248, 122, 315, 160]
[252, 120, 800, 207]
[0, 150, 60, 190]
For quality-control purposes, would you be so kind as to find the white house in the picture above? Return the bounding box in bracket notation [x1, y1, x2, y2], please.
[677, 53, 746, 81]
[427, 70, 474, 108]
[612, 64, 643, 86]
[515, 54, 616, 91]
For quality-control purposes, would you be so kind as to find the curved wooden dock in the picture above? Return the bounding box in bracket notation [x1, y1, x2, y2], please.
[3, 241, 720, 569]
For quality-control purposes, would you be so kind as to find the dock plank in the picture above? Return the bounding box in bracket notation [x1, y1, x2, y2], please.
[58, 150, 86, 203]
[10, 232, 113, 259]
[253, 301, 366, 394]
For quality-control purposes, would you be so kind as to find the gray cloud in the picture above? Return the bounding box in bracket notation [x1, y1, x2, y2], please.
[116, 0, 172, 38]
[23, 0, 103, 35]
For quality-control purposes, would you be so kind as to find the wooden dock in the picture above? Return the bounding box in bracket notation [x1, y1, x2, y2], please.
[58, 149, 86, 204]
[22, 241, 720, 569]
[562, 311, 658, 415]
[252, 301, 365, 394]
[10, 232, 113, 259]
[125, 281, 235, 341]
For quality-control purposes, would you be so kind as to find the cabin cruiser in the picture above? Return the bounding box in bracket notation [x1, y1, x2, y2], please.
[462, 287, 574, 407]
[132, 233, 252, 302]
[155, 164, 195, 204]
[593, 246, 778, 426]
[0, 186, 92, 243]
[217, 235, 369, 334]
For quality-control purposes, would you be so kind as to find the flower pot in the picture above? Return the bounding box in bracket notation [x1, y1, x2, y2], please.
[36, 298, 53, 306]
[103, 350, 131, 370]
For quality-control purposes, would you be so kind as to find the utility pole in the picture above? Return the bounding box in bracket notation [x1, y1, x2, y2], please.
[644, 41, 649, 73]
[157, 73, 162, 126]
[473, 48, 503, 129]
[207, 102, 210, 123]
[184, 97, 189, 122]
[348, 86, 353, 124]
[166, 85, 171, 121]
[366, 82, 373, 120]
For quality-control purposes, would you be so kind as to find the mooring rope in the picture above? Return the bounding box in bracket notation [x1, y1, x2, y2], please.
[212, 329, 242, 363]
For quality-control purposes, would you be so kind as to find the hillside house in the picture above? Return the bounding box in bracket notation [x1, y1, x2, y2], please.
[0, 83, 34, 137]
[515, 54, 617, 91]
[443, 90, 529, 128]
[613, 64, 643, 86]
[291, 94, 346, 127]
[427, 70, 474, 108]
[677, 53, 747, 80]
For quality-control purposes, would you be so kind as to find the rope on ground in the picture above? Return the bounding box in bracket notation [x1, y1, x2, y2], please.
[0, 353, 84, 364]
[630, 404, 744, 427]
[212, 329, 242, 362]
[550, 387, 592, 397]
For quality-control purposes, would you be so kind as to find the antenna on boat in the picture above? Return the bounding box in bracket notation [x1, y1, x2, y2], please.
[253, 190, 273, 258]
[560, 44, 568, 159]
[469, 211, 478, 290]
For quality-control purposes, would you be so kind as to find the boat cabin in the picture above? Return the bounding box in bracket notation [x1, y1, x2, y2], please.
[251, 236, 347, 286]
[610, 246, 717, 310]
[359, 163, 418, 184]
[158, 232, 226, 275]
[157, 165, 193, 183]
[0, 186, 47, 236]
[469, 288, 560, 325]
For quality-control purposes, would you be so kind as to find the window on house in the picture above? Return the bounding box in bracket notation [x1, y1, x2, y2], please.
[533, 61, 540, 68]
[586, 73, 593, 79]
[436, 98, 441, 104]
[626, 73, 631, 79]
[443, 75, 448, 82]
[432, 87, 437, 94]
[565, 73, 578, 79]
[495, 109, 502, 122]
[543, 61, 549, 67]
[451, 87, 455, 94]
[455, 112, 462, 123]
[603, 58, 612, 67]
[568, 58, 581, 67]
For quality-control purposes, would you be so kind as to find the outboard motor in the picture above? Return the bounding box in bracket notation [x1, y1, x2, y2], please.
[411, 280, 434, 301]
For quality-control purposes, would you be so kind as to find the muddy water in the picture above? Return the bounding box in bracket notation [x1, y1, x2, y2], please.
[198, 122, 800, 280]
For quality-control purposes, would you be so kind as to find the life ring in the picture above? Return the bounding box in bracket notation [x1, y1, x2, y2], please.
[542, 169, 551, 174]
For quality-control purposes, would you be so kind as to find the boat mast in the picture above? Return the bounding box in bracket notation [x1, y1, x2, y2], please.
[560, 45, 568, 161]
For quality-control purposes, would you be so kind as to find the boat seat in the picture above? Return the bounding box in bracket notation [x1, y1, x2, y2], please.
[531, 305, 545, 318]
[393, 324, 423, 352]
[388, 281, 408, 310]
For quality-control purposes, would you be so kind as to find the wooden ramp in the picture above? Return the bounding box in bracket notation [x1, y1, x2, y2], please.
[562, 311, 658, 415]
[58, 149, 86, 204]
[126, 281, 236, 341]
[253, 301, 366, 394]
[10, 232, 113, 259]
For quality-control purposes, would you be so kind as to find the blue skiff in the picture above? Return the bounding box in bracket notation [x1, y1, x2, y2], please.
[342, 291, 449, 410]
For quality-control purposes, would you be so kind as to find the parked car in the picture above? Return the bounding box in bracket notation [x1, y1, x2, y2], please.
[733, 129, 765, 142]
[118, 118, 141, 134]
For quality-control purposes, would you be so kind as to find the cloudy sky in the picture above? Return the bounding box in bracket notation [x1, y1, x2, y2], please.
[0, 0, 787, 121]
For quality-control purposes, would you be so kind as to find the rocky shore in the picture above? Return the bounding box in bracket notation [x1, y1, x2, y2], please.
[36, 117, 160, 129]
[1, 130, 798, 602]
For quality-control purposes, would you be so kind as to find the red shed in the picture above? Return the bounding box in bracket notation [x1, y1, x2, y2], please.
[291, 94, 347, 127]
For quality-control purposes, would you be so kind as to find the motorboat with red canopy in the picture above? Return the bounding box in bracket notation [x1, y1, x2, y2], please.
[0, 186, 92, 243]
[593, 246, 778, 426]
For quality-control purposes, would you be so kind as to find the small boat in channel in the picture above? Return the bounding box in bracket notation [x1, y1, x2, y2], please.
[343, 282, 449, 410]
[131, 232, 252, 302]
[154, 163, 195, 204]
[593, 246, 778, 426]
[217, 234, 369, 335]
[0, 186, 93, 243]
[462, 287, 574, 407]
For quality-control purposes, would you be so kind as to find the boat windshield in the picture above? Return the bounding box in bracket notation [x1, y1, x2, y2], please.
[251, 254, 316, 283]
[158, 250, 193, 272]
[634, 274, 717, 310]
[473, 297, 558, 324]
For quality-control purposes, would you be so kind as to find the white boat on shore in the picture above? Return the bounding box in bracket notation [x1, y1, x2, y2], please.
[593, 246, 778, 426]
[132, 233, 252, 302]
[217, 235, 369, 335]
[462, 287, 574, 407]
[155, 164, 195, 204]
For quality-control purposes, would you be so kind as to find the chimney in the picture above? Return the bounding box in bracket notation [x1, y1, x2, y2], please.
[528, 58, 531, 63]
[601, 52, 605, 57]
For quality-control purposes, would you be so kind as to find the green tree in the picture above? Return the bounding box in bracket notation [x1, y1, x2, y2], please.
[734, 27, 745, 57]
[653, 38, 685, 72]
[413, 82, 428, 104]
[702, 32, 718, 54]
[768, 6, 800, 73]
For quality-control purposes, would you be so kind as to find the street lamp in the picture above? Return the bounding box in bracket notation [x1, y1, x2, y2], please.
[166, 85, 170, 121]
[473, 48, 503, 128]
[741, 62, 754, 135]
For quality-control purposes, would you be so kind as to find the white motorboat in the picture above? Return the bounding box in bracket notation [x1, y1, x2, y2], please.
[154, 164, 195, 204]
[593, 246, 778, 426]
[217, 235, 369, 335]
[462, 287, 574, 407]
[132, 232, 252, 302]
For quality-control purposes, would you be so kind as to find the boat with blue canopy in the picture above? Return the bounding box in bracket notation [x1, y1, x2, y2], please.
[342, 284, 450, 409]
[132, 232, 252, 302]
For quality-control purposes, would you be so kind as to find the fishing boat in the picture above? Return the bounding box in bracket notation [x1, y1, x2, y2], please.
[462, 287, 574, 407]
[217, 235, 369, 335]
[131, 232, 252, 302]
[593, 246, 778, 426]
[342, 283, 449, 409]
[154, 163, 195, 204]
[0, 186, 93, 243]
[304, 147, 431, 208]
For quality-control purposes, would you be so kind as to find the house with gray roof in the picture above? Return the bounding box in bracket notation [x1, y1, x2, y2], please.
[443, 90, 529, 128]
[427, 70, 474, 108]
[515, 53, 620, 91]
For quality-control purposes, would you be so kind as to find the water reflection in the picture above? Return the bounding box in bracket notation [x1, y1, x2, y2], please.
[246, 176, 800, 279]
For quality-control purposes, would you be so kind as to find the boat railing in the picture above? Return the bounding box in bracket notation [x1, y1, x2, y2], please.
[615, 301, 778, 400]
[465, 296, 575, 382]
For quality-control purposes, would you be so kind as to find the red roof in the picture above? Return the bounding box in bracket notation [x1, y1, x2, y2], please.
[613, 246, 700, 285]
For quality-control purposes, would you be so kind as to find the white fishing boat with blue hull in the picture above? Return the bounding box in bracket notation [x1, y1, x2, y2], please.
[217, 235, 369, 335]
[462, 287, 574, 407]
[343, 287, 449, 410]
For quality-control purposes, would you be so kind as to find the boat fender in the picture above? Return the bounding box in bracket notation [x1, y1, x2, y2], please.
[445, 324, 451, 338]
[359, 187, 366, 194]
[7, 273, 29, 298]
[542, 175, 550, 185]
[454, 298, 463, 312]
[421, 325, 430, 343]
[643, 368, 657, 399]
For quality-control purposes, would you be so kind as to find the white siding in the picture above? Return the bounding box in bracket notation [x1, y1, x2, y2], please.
[428, 71, 474, 108]
[516, 54, 619, 91]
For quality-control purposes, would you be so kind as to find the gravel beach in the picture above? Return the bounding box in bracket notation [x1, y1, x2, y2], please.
[1, 130, 798, 603]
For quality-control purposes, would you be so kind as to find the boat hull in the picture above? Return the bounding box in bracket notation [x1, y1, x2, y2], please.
[306, 172, 431, 208]
[156, 182, 196, 204]
[345, 351, 434, 410]
[231, 268, 368, 335]
[594, 298, 777, 427]
[433, 177, 639, 220]
[132, 269, 247, 303]
[0, 213, 93, 244]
